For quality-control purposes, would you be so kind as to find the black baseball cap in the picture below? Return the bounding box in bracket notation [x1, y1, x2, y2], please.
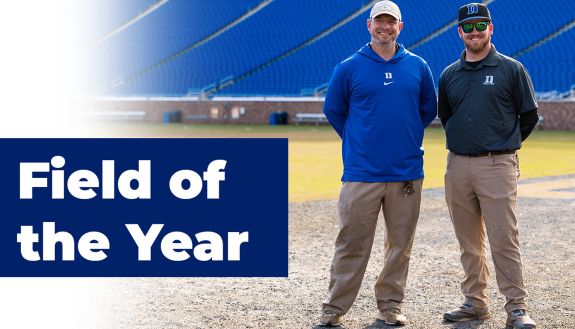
[458, 3, 491, 24]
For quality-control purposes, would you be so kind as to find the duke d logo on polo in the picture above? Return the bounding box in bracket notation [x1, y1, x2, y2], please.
[483, 75, 494, 85]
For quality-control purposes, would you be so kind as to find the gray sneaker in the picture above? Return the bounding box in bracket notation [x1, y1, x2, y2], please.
[443, 303, 491, 322]
[376, 308, 407, 326]
[506, 309, 536, 329]
[319, 310, 341, 327]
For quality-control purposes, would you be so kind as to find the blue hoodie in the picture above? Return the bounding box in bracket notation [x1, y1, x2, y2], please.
[323, 43, 437, 182]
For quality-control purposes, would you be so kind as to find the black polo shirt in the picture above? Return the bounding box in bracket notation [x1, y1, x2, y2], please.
[438, 45, 538, 155]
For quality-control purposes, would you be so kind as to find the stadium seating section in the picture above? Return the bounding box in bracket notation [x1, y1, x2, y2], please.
[83, 0, 158, 45]
[88, 0, 575, 97]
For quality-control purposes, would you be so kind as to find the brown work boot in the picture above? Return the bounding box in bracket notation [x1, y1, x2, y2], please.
[443, 303, 491, 322]
[376, 308, 407, 326]
[506, 309, 536, 329]
[319, 310, 341, 327]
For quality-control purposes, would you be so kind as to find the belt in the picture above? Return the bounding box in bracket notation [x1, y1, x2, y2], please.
[452, 150, 516, 157]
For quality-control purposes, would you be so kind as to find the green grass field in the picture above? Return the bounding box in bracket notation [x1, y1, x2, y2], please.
[102, 123, 575, 202]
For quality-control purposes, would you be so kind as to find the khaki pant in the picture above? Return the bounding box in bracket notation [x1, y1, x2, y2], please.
[323, 180, 422, 315]
[445, 151, 527, 313]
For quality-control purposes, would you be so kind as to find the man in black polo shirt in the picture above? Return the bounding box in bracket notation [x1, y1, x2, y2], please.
[438, 3, 539, 329]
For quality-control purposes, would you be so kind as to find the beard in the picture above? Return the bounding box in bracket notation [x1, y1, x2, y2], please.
[372, 33, 397, 48]
[464, 34, 491, 54]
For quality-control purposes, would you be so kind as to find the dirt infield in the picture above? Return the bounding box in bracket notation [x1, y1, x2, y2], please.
[88, 176, 575, 329]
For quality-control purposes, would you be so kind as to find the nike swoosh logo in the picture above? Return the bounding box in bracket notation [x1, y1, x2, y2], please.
[384, 81, 394, 86]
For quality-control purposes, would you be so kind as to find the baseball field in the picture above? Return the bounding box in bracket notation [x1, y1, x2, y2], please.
[103, 123, 575, 202]
[73, 122, 575, 329]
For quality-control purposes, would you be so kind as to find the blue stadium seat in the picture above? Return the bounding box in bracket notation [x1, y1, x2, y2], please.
[88, 0, 263, 91]
[83, 0, 158, 44]
[217, 0, 472, 96]
[109, 0, 369, 96]
[91, 0, 575, 96]
[518, 28, 575, 93]
[411, 0, 575, 93]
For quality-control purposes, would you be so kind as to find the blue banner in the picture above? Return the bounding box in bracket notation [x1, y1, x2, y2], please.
[0, 138, 288, 277]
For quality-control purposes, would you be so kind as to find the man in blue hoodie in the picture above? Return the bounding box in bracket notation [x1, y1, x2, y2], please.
[319, 1, 437, 327]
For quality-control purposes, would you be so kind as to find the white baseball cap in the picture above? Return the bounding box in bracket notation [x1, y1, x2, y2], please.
[370, 1, 401, 21]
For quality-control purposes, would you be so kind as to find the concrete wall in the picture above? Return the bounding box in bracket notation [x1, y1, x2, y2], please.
[88, 99, 575, 130]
